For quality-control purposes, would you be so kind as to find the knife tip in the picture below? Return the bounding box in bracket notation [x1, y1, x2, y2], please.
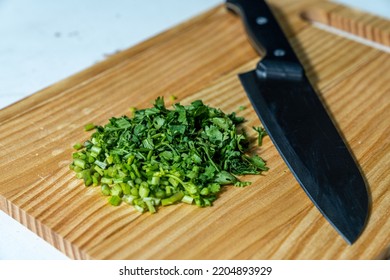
[337, 203, 369, 245]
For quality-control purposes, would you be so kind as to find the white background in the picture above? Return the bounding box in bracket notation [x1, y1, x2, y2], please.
[0, 0, 389, 259]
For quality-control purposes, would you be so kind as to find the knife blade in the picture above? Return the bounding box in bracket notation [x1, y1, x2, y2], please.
[226, 0, 369, 244]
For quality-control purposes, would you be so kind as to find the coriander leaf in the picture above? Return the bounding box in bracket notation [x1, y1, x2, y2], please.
[159, 151, 173, 160]
[169, 124, 186, 135]
[214, 171, 238, 185]
[154, 96, 166, 111]
[153, 116, 165, 129]
[227, 112, 245, 124]
[205, 125, 223, 144]
[208, 183, 221, 194]
[245, 154, 269, 171]
[211, 117, 231, 131]
[183, 182, 199, 195]
[142, 138, 154, 150]
[145, 107, 160, 116]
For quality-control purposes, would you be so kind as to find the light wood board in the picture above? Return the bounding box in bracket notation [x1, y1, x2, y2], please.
[0, 0, 389, 259]
[302, 1, 390, 46]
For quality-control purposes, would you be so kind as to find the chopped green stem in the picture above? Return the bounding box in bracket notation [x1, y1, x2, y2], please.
[73, 143, 83, 150]
[139, 184, 149, 198]
[181, 195, 193, 204]
[161, 191, 184, 206]
[111, 184, 123, 196]
[134, 204, 145, 213]
[151, 176, 160, 186]
[101, 184, 111, 196]
[74, 158, 86, 169]
[165, 174, 185, 186]
[84, 123, 95, 131]
[91, 145, 102, 155]
[200, 145, 220, 172]
[131, 163, 142, 178]
[144, 200, 156, 213]
[109, 195, 121, 206]
[93, 167, 103, 177]
[121, 183, 131, 195]
[122, 194, 136, 205]
[101, 177, 112, 185]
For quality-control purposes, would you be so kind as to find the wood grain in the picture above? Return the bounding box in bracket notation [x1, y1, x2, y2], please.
[301, 1, 390, 46]
[0, 0, 389, 259]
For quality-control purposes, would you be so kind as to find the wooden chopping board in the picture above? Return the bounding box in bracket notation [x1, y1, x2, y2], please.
[0, 0, 389, 260]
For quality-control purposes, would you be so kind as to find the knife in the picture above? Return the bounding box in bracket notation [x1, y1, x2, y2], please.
[226, 0, 369, 244]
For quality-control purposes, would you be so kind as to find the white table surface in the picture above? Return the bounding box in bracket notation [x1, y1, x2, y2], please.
[0, 0, 389, 260]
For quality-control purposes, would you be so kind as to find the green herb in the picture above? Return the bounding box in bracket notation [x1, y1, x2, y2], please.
[129, 107, 137, 117]
[253, 126, 268, 146]
[84, 123, 95, 131]
[109, 195, 122, 206]
[73, 143, 83, 150]
[70, 97, 268, 213]
[101, 184, 111, 196]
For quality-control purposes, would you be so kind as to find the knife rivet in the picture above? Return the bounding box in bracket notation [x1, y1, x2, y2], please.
[274, 49, 286, 57]
[256, 16, 268, 25]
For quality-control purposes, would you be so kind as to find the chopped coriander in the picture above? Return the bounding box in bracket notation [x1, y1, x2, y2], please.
[121, 183, 131, 195]
[111, 184, 123, 196]
[101, 184, 111, 196]
[70, 97, 268, 213]
[238, 105, 246, 111]
[234, 181, 252, 187]
[109, 195, 122, 206]
[73, 158, 86, 169]
[253, 126, 268, 146]
[84, 123, 95, 131]
[129, 107, 137, 118]
[162, 191, 185, 206]
[181, 195, 194, 204]
[73, 143, 83, 150]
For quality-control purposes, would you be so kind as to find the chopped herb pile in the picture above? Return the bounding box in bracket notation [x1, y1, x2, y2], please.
[70, 97, 268, 213]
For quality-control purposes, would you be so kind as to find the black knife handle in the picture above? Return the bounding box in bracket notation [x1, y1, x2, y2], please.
[226, 0, 304, 80]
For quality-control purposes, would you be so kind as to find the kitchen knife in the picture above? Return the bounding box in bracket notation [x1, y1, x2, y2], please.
[226, 0, 369, 244]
